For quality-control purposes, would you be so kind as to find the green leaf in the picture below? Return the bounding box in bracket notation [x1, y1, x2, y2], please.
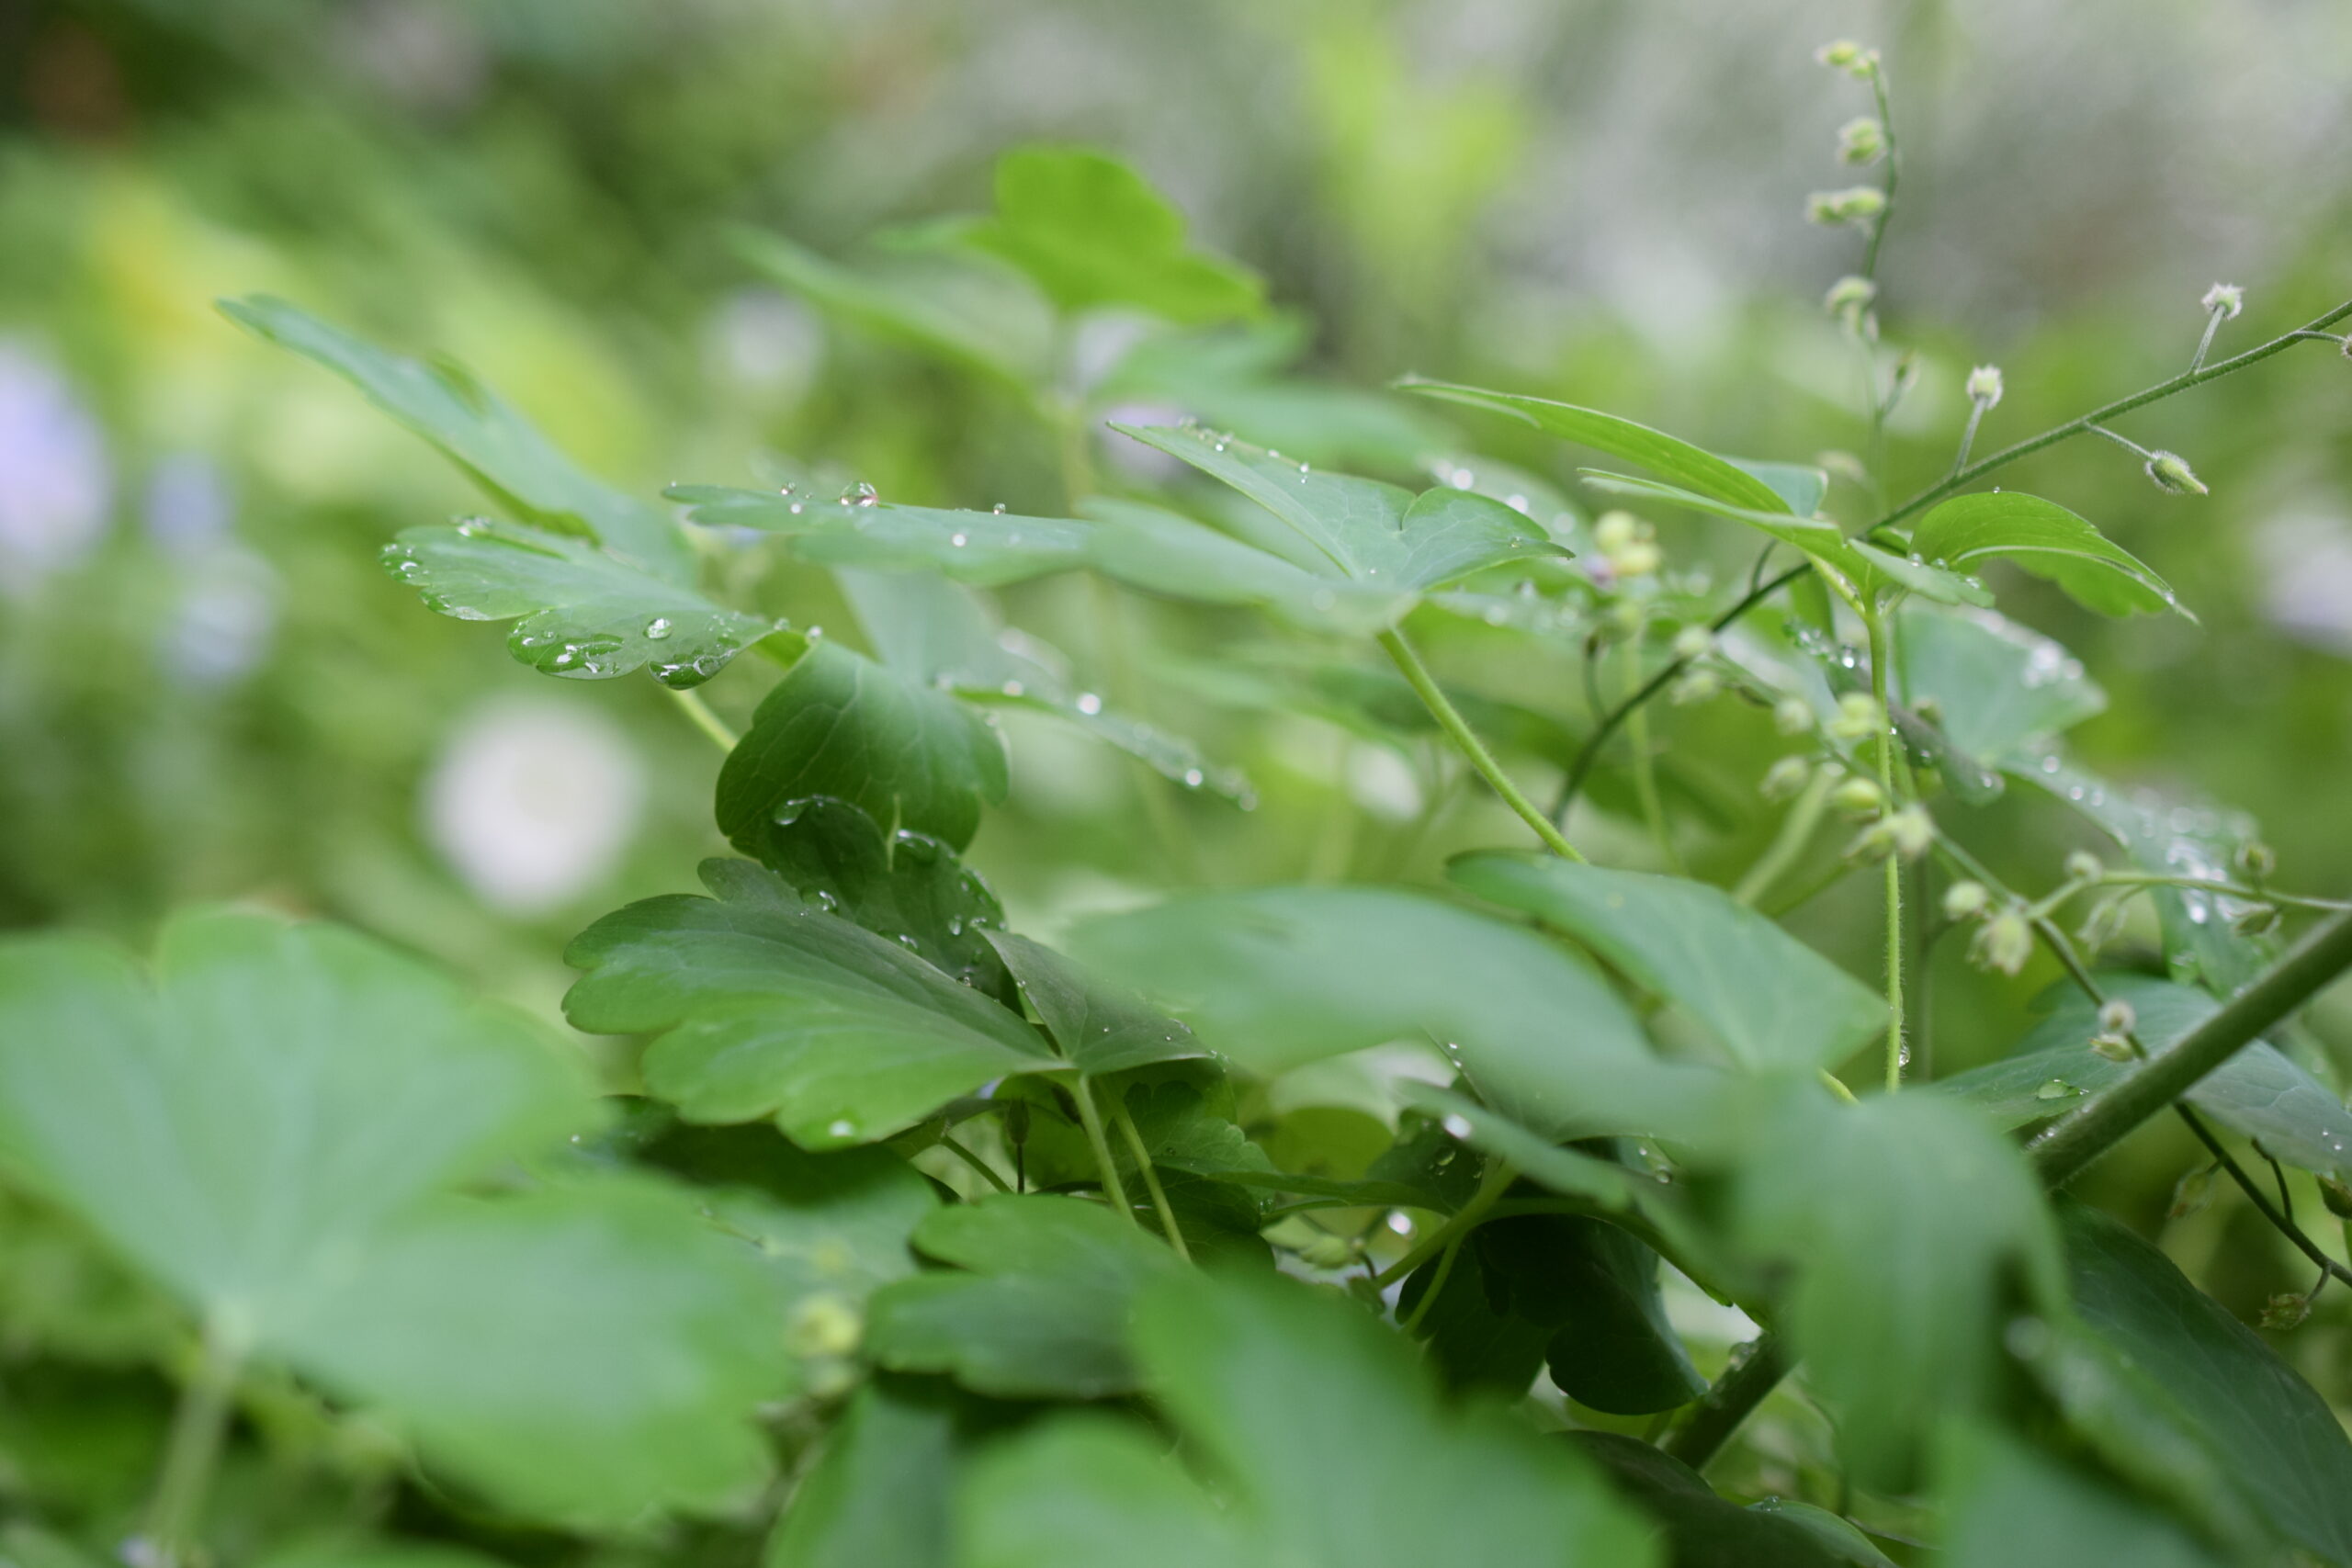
[1448, 852, 1885, 1076]
[1846, 536, 1996, 608]
[254, 1542, 512, 1568]
[1570, 1432, 1897, 1566]
[1132, 1271, 1658, 1568]
[269, 1175, 784, 1523]
[1910, 492, 2185, 618]
[2059, 1202, 2352, 1564]
[1734, 1091, 2061, 1491]
[733, 229, 1053, 392]
[1940, 976, 2352, 1181]
[769, 1378, 970, 1568]
[982, 932, 1205, 1077]
[738, 795, 1014, 1006]
[1084, 497, 1403, 630]
[0, 912, 586, 1335]
[636, 1119, 937, 1314]
[1577, 471, 1855, 562]
[1396, 378, 1794, 514]
[673, 487, 1092, 589]
[1733, 459, 1831, 518]
[0, 910, 784, 1525]
[1114, 424, 1570, 590]
[220, 296, 691, 582]
[965, 147, 1264, 325]
[1938, 1423, 2222, 1568]
[1071, 886, 1682, 1141]
[564, 859, 1056, 1147]
[865, 1195, 1182, 1398]
[956, 1414, 1251, 1568]
[1407, 1213, 1706, 1414]
[836, 570, 1251, 804]
[717, 639, 1008, 854]
[1896, 604, 2104, 764]
[381, 517, 778, 688]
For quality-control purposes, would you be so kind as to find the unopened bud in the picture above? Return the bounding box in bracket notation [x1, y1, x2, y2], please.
[1613, 539, 1662, 577]
[1761, 756, 1814, 801]
[1827, 691, 1882, 741]
[2143, 450, 2208, 496]
[1965, 365, 2005, 408]
[1773, 695, 1816, 735]
[2064, 850, 2105, 883]
[1831, 776, 1885, 818]
[1671, 625, 1714, 661]
[1942, 880, 1991, 919]
[1885, 806, 1934, 859]
[2098, 998, 2136, 1037]
[2260, 1292, 2312, 1332]
[1971, 908, 2035, 976]
[1669, 668, 1723, 705]
[1824, 275, 1877, 319]
[2200, 283, 2245, 321]
[2231, 904, 2281, 938]
[1814, 39, 1878, 77]
[2089, 1033, 2134, 1063]
[1806, 186, 1886, 226]
[2236, 841, 2277, 880]
[786, 1293, 864, 1359]
[1837, 117, 1886, 165]
[2169, 1166, 2217, 1219]
[1594, 511, 1640, 553]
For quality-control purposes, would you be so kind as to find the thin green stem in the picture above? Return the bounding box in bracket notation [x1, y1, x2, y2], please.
[2086, 423, 2154, 460]
[1622, 634, 1680, 870]
[1373, 1157, 1517, 1290]
[671, 689, 739, 752]
[1111, 1096, 1192, 1262]
[1857, 62, 1899, 285]
[1072, 1076, 1140, 1229]
[141, 1318, 245, 1568]
[1865, 607, 1905, 1091]
[1735, 767, 1835, 906]
[1663, 1334, 1788, 1472]
[1402, 1235, 1466, 1335]
[1879, 299, 2352, 530]
[938, 1134, 1012, 1196]
[1377, 628, 1583, 861]
[2091, 873, 2349, 912]
[2189, 305, 2229, 373]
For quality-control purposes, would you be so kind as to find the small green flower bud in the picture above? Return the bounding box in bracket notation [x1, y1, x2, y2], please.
[1942, 880, 1991, 919]
[1885, 806, 1934, 860]
[2064, 850, 2104, 883]
[1613, 539, 1661, 577]
[2231, 903, 2281, 938]
[786, 1292, 864, 1359]
[2260, 1292, 2312, 1332]
[2200, 282, 2244, 320]
[1827, 691, 1882, 741]
[1831, 776, 1885, 818]
[2236, 840, 2277, 879]
[2169, 1165, 2217, 1219]
[1671, 625, 1713, 661]
[2098, 998, 2136, 1037]
[2143, 450, 2208, 495]
[2322, 1175, 2352, 1220]
[1965, 365, 2005, 408]
[1824, 275, 1878, 318]
[2089, 1032, 2134, 1063]
[1669, 668, 1723, 705]
[1593, 511, 1640, 553]
[1773, 695, 1815, 735]
[1760, 756, 1813, 801]
[1971, 908, 2035, 976]
[1837, 117, 1886, 165]
[1806, 186, 1887, 226]
[1814, 39, 1878, 77]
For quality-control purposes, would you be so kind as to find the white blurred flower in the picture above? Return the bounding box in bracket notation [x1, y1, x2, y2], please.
[702, 288, 822, 400]
[1345, 743, 1424, 820]
[424, 699, 647, 914]
[0, 344, 111, 595]
[2254, 510, 2352, 657]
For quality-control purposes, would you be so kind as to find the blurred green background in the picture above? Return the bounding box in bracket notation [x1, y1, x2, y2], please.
[5, 0, 2352, 1488]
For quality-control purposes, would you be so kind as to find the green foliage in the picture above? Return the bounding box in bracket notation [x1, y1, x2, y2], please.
[12, 97, 2352, 1568]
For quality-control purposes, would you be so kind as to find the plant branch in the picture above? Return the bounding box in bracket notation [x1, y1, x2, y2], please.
[1662, 1334, 1789, 1471]
[141, 1316, 245, 1568]
[1735, 767, 1836, 907]
[1378, 627, 1584, 861]
[1865, 606, 1906, 1091]
[938, 1134, 1012, 1196]
[1111, 1095, 1192, 1262]
[1878, 299, 2352, 530]
[1072, 1076, 1140, 1230]
[671, 689, 740, 752]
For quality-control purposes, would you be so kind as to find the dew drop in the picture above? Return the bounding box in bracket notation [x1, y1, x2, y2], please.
[1442, 1114, 1475, 1140]
[1182, 768, 1204, 788]
[950, 532, 969, 547]
[992, 503, 1007, 514]
[645, 616, 673, 640]
[1075, 692, 1103, 716]
[827, 1119, 856, 1138]
[843, 481, 880, 507]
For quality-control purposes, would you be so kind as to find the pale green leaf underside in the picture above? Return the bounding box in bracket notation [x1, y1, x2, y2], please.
[564, 860, 1055, 1148]
[982, 931, 1206, 1077]
[1449, 852, 1886, 1076]
[1910, 491, 2185, 618]
[383, 517, 778, 689]
[1895, 604, 2105, 764]
[220, 295, 690, 582]
[1396, 378, 1794, 515]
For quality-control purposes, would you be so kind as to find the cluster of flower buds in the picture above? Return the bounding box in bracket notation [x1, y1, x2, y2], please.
[1824, 275, 1877, 332]
[1838, 117, 1886, 165]
[1850, 803, 1934, 862]
[1826, 691, 1883, 742]
[1592, 511, 1662, 579]
[2088, 998, 2137, 1062]
[1942, 878, 2034, 974]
